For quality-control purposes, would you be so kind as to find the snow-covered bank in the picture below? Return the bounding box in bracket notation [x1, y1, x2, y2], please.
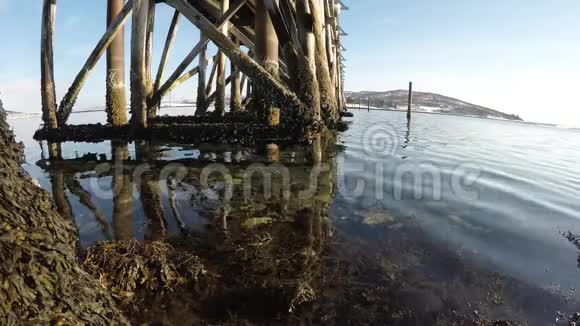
[6, 113, 39, 120]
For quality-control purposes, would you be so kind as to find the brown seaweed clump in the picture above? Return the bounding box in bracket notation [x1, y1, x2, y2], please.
[0, 98, 128, 325]
[80, 240, 213, 300]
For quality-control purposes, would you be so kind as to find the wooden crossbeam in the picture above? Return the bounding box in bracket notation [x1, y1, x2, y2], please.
[164, 55, 217, 96]
[166, 0, 308, 117]
[152, 0, 248, 105]
[57, 0, 133, 126]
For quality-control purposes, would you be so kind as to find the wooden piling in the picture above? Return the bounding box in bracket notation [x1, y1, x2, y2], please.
[195, 31, 208, 116]
[255, 0, 281, 126]
[230, 37, 243, 112]
[58, 0, 133, 126]
[106, 0, 128, 126]
[296, 0, 321, 122]
[145, 0, 156, 118]
[309, 0, 338, 124]
[407, 81, 413, 120]
[40, 0, 58, 129]
[130, 0, 149, 128]
[215, 0, 230, 117]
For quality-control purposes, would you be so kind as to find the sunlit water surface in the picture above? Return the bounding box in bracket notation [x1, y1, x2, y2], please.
[9, 108, 580, 324]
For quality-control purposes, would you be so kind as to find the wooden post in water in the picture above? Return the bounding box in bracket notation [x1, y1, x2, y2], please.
[255, 0, 281, 125]
[130, 0, 149, 128]
[367, 97, 370, 111]
[296, 0, 321, 123]
[230, 38, 243, 112]
[215, 0, 229, 116]
[407, 81, 413, 120]
[145, 0, 156, 118]
[309, 0, 337, 124]
[106, 0, 128, 126]
[40, 0, 58, 130]
[196, 30, 208, 115]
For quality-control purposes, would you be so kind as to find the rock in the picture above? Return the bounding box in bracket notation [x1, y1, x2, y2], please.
[363, 211, 396, 225]
[242, 217, 273, 230]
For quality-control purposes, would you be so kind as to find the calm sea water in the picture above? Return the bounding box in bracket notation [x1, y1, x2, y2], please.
[8, 108, 580, 323]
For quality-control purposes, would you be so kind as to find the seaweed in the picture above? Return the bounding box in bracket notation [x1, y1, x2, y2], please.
[0, 98, 128, 325]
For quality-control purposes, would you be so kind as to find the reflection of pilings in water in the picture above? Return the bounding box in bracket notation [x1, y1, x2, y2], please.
[265, 143, 280, 163]
[167, 177, 186, 231]
[403, 119, 411, 148]
[111, 141, 134, 240]
[49, 170, 82, 252]
[140, 172, 167, 241]
[135, 140, 161, 161]
[66, 175, 112, 241]
[50, 172, 73, 221]
[47, 142, 62, 160]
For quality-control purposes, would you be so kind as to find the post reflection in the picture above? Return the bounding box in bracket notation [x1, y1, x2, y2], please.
[111, 141, 134, 241]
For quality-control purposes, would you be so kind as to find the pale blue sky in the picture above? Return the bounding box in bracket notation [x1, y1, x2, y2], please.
[0, 0, 579, 124]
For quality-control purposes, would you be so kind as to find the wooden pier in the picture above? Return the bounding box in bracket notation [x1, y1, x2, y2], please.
[37, 0, 349, 146]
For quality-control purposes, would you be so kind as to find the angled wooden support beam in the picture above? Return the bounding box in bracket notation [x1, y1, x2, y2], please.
[340, 43, 346, 51]
[154, 9, 181, 92]
[339, 26, 347, 36]
[205, 58, 218, 96]
[231, 27, 255, 52]
[166, 0, 308, 120]
[159, 55, 216, 98]
[240, 74, 247, 94]
[153, 0, 248, 105]
[57, 0, 133, 126]
[41, 0, 58, 129]
[338, 0, 349, 10]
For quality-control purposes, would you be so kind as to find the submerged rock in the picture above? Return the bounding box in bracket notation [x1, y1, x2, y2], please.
[242, 217, 274, 230]
[363, 211, 397, 225]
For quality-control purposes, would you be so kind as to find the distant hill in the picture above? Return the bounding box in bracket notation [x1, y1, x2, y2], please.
[345, 90, 523, 121]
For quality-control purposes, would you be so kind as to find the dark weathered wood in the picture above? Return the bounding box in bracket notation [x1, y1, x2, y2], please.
[215, 0, 230, 116]
[196, 30, 208, 115]
[40, 0, 58, 129]
[231, 37, 243, 112]
[255, 0, 280, 125]
[205, 59, 218, 96]
[131, 0, 149, 127]
[165, 0, 308, 122]
[165, 55, 215, 97]
[309, 0, 337, 123]
[57, 0, 133, 126]
[296, 0, 321, 121]
[154, 10, 181, 92]
[154, 0, 248, 106]
[106, 0, 128, 126]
